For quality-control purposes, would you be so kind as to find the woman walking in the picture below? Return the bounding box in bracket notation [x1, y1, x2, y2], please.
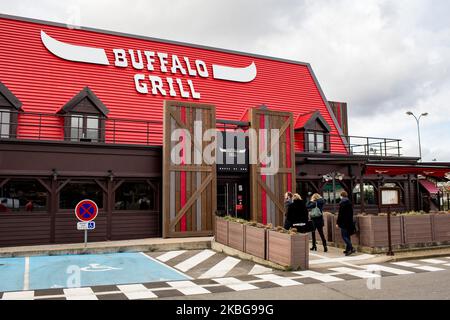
[284, 193, 308, 230]
[307, 193, 328, 252]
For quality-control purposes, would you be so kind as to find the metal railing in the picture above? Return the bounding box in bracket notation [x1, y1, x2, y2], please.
[0, 110, 403, 157]
[303, 130, 402, 157]
[0, 110, 162, 145]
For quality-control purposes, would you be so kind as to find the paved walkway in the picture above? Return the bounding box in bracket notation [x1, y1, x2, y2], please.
[3, 256, 449, 300]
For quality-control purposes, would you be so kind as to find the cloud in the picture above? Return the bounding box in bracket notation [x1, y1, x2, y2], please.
[1, 0, 449, 161]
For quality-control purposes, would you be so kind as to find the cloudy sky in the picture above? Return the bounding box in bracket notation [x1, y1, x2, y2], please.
[1, 0, 449, 161]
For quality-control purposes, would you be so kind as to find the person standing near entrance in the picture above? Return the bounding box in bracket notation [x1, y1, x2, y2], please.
[283, 192, 293, 229]
[337, 191, 356, 256]
[307, 193, 327, 252]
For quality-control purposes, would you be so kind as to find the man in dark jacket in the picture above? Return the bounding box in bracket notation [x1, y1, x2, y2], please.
[336, 191, 355, 256]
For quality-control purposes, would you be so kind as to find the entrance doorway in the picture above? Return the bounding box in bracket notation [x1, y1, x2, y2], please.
[217, 176, 249, 220]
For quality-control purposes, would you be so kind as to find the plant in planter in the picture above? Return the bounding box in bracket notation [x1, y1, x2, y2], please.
[215, 215, 229, 246]
[244, 221, 267, 259]
[358, 214, 403, 248]
[227, 216, 246, 252]
[266, 225, 309, 270]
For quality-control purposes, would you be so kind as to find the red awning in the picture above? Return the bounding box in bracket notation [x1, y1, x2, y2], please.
[419, 180, 440, 195]
[365, 165, 450, 179]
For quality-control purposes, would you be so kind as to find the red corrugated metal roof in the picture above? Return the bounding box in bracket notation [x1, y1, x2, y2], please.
[0, 15, 347, 153]
[294, 110, 316, 129]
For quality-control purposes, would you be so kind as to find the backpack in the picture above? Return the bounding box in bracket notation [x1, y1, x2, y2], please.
[310, 201, 323, 218]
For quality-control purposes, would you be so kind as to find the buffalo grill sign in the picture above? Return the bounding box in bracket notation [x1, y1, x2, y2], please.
[41, 31, 258, 100]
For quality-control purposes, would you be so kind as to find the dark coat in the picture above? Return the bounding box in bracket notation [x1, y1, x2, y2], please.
[337, 198, 354, 232]
[307, 198, 325, 229]
[284, 199, 308, 229]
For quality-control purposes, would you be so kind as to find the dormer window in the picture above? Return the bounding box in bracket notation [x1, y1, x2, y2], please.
[58, 87, 109, 142]
[294, 110, 331, 153]
[0, 81, 23, 139]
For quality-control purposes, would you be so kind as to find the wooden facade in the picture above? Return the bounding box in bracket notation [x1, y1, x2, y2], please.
[249, 108, 296, 226]
[162, 101, 217, 238]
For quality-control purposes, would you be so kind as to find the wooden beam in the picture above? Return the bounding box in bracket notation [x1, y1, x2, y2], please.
[169, 173, 213, 230]
[257, 175, 285, 214]
[56, 179, 71, 193]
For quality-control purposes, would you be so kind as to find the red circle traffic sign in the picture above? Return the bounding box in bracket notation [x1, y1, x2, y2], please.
[75, 199, 98, 222]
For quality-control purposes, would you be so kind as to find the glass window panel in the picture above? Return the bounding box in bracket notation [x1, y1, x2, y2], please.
[114, 182, 155, 211]
[0, 179, 49, 213]
[0, 109, 10, 138]
[308, 132, 315, 152]
[70, 115, 83, 141]
[86, 116, 99, 141]
[316, 133, 324, 152]
[59, 181, 104, 209]
[322, 182, 345, 204]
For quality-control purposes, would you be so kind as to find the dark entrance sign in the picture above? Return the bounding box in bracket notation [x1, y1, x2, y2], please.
[217, 131, 249, 173]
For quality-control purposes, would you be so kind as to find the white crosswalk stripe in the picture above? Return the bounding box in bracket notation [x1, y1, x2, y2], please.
[361, 264, 415, 275]
[156, 250, 187, 262]
[174, 249, 216, 272]
[2, 291, 34, 300]
[117, 284, 157, 300]
[293, 270, 344, 283]
[63, 287, 98, 300]
[413, 266, 446, 272]
[248, 264, 272, 275]
[255, 274, 301, 287]
[392, 261, 420, 267]
[214, 277, 259, 291]
[198, 256, 241, 279]
[329, 267, 381, 278]
[420, 259, 447, 264]
[391, 261, 446, 272]
[168, 281, 210, 295]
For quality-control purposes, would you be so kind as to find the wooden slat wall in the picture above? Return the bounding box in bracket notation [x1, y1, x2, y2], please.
[249, 108, 296, 227]
[162, 101, 216, 238]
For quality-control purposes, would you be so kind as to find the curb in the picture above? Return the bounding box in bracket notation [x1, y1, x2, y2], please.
[0, 239, 212, 258]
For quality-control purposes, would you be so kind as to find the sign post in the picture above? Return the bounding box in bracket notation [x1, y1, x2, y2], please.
[380, 188, 400, 256]
[75, 200, 98, 248]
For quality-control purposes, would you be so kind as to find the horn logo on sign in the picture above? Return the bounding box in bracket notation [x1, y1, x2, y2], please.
[41, 30, 257, 96]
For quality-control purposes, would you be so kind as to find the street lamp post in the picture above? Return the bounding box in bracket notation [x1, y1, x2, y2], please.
[323, 172, 344, 213]
[406, 111, 428, 161]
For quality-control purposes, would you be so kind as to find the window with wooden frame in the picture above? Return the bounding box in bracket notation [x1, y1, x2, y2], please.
[295, 110, 331, 153]
[57, 87, 109, 142]
[0, 81, 22, 139]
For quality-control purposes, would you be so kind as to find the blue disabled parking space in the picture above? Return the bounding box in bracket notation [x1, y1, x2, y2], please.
[0, 252, 188, 292]
[0, 257, 26, 292]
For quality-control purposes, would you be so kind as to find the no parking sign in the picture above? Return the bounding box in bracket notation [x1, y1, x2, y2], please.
[75, 199, 98, 222]
[75, 199, 98, 248]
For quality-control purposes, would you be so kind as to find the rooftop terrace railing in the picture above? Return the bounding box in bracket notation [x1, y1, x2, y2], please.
[0, 110, 403, 157]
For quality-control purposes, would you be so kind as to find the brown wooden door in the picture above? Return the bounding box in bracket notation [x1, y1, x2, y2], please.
[162, 101, 217, 238]
[249, 108, 296, 227]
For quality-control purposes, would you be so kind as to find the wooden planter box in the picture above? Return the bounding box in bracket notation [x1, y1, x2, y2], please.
[402, 215, 433, 245]
[358, 215, 403, 248]
[266, 230, 309, 270]
[244, 225, 266, 259]
[215, 217, 228, 246]
[432, 214, 450, 243]
[227, 220, 245, 252]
